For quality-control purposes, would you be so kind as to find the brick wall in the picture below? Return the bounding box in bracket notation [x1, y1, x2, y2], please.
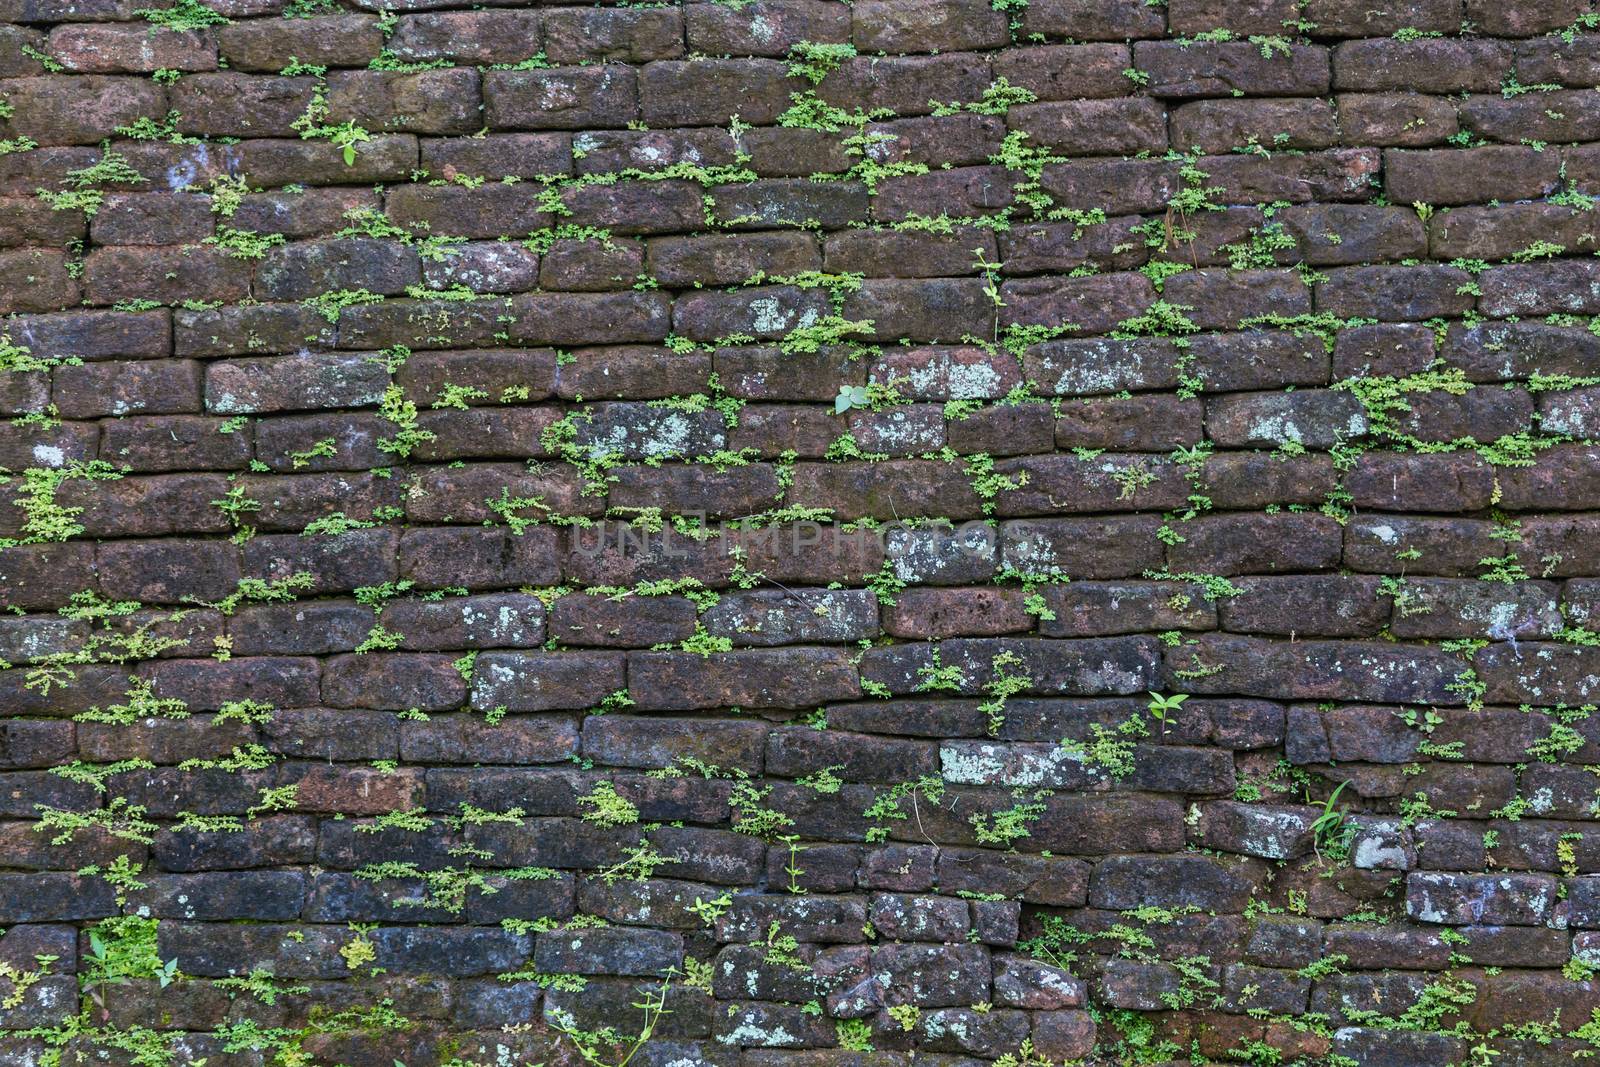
[3, 0, 1600, 1063]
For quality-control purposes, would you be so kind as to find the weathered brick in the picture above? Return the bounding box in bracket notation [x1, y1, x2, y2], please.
[1338, 91, 1459, 147]
[629, 648, 861, 710]
[1008, 98, 1168, 156]
[1386, 145, 1560, 205]
[686, 0, 851, 56]
[544, 7, 684, 64]
[485, 66, 639, 130]
[217, 14, 382, 70]
[48, 23, 214, 72]
[1168, 634, 1467, 704]
[1407, 872, 1558, 925]
[82, 245, 249, 306]
[388, 10, 542, 65]
[1134, 41, 1330, 98]
[1021, 0, 1166, 39]
[472, 651, 626, 712]
[853, 0, 1008, 52]
[0, 74, 165, 144]
[204, 352, 389, 414]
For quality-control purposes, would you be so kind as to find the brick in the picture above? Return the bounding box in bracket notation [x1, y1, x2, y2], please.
[0, 195, 84, 247]
[702, 589, 878, 646]
[1008, 98, 1167, 156]
[1345, 515, 1505, 577]
[398, 526, 559, 589]
[204, 352, 389, 414]
[385, 183, 551, 239]
[326, 68, 482, 135]
[421, 133, 572, 180]
[560, 180, 703, 236]
[1304, 0, 1460, 35]
[217, 14, 382, 70]
[1467, 0, 1590, 36]
[993, 43, 1131, 100]
[1334, 38, 1511, 94]
[852, 0, 1008, 52]
[1168, 0, 1295, 32]
[485, 66, 639, 130]
[999, 516, 1164, 579]
[536, 927, 681, 976]
[53, 358, 201, 418]
[1134, 42, 1330, 98]
[1519, 32, 1600, 86]
[1347, 452, 1494, 512]
[48, 24, 214, 72]
[819, 53, 992, 117]
[1163, 268, 1311, 329]
[169, 73, 318, 137]
[539, 236, 644, 292]
[0, 25, 48, 77]
[574, 128, 738, 175]
[1337, 91, 1459, 147]
[1039, 580, 1217, 637]
[322, 652, 466, 711]
[96, 537, 239, 602]
[990, 453, 1190, 515]
[510, 291, 671, 345]
[257, 238, 420, 300]
[0, 249, 78, 313]
[1166, 634, 1467, 704]
[1038, 157, 1182, 216]
[1090, 855, 1261, 912]
[1021, 0, 1166, 39]
[140, 657, 321, 711]
[226, 133, 419, 186]
[0, 874, 116, 922]
[581, 716, 766, 773]
[873, 165, 1014, 222]
[1478, 642, 1600, 704]
[573, 401, 727, 459]
[1002, 273, 1156, 336]
[628, 648, 861, 710]
[998, 215, 1146, 276]
[686, 0, 851, 56]
[1430, 202, 1600, 263]
[260, 707, 397, 759]
[1387, 145, 1560, 205]
[768, 727, 936, 784]
[1333, 323, 1436, 379]
[381, 593, 546, 652]
[0, 75, 164, 144]
[882, 587, 1032, 639]
[649, 232, 821, 288]
[388, 10, 542, 65]
[1463, 89, 1600, 145]
[641, 59, 800, 127]
[1221, 575, 1390, 637]
[91, 191, 213, 245]
[544, 8, 684, 64]
[837, 282, 989, 345]
[1205, 390, 1367, 449]
[1407, 872, 1558, 925]
[82, 245, 249, 306]
[1175, 97, 1340, 153]
[473, 651, 627, 712]
[1482, 260, 1600, 317]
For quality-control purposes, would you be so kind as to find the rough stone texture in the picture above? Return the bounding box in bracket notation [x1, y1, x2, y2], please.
[0, 3, 1592, 1065]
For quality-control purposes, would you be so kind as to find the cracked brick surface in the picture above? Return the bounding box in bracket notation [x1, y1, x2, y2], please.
[4, 0, 1600, 1065]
